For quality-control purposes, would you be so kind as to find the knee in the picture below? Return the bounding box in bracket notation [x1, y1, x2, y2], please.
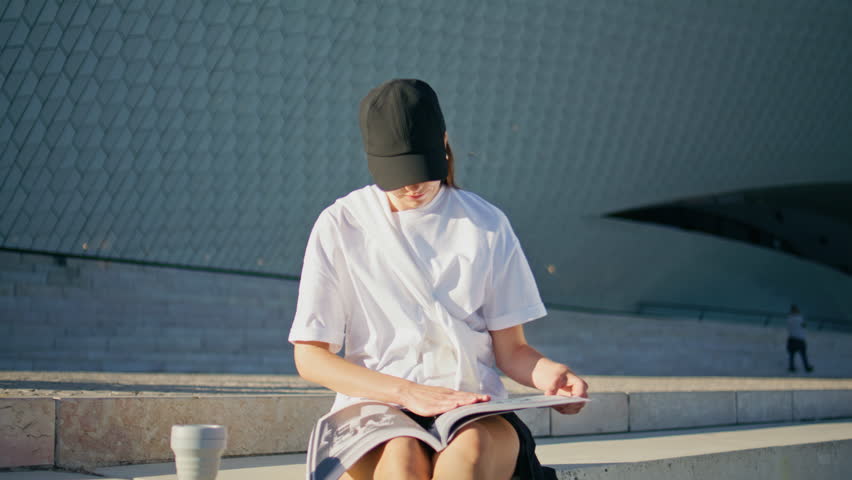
[448, 423, 493, 465]
[374, 437, 431, 480]
[434, 418, 519, 480]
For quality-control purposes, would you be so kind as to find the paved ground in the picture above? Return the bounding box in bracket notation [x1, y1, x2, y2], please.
[2, 370, 851, 397]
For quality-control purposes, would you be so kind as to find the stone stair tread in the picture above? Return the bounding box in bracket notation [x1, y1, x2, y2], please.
[95, 452, 306, 480]
[536, 420, 852, 464]
[4, 372, 852, 396]
[79, 420, 852, 480]
[0, 472, 123, 480]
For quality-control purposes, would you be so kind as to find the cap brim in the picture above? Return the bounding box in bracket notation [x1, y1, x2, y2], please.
[367, 150, 448, 191]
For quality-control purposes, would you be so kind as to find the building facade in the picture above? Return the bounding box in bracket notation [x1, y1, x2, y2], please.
[2, 0, 851, 372]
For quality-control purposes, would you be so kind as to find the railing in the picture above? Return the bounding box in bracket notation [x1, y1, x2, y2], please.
[637, 301, 852, 332]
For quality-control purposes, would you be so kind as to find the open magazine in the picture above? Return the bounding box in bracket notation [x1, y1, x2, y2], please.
[306, 394, 589, 480]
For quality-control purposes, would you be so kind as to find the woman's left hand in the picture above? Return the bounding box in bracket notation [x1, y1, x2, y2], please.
[533, 360, 589, 415]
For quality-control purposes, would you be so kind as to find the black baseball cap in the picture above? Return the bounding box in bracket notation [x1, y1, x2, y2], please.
[359, 79, 448, 191]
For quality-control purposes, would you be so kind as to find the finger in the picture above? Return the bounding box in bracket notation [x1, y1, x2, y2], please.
[457, 391, 490, 402]
[419, 398, 467, 416]
[559, 396, 587, 412]
[556, 407, 583, 415]
[573, 380, 589, 398]
[456, 394, 489, 406]
[446, 392, 490, 411]
[422, 400, 471, 415]
[544, 379, 564, 396]
[557, 379, 588, 398]
[554, 403, 585, 415]
[428, 393, 474, 410]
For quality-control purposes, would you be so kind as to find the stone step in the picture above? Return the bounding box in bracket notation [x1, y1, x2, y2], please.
[0, 257, 290, 301]
[17, 421, 846, 480]
[0, 351, 297, 373]
[3, 313, 281, 331]
[3, 388, 851, 471]
[7, 329, 290, 351]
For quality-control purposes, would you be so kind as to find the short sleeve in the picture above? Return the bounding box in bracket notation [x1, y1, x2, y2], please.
[288, 210, 348, 353]
[482, 214, 547, 331]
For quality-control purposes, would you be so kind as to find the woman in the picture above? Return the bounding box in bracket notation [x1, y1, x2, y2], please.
[289, 79, 588, 480]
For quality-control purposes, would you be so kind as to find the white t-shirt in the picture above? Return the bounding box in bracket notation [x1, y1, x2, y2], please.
[288, 184, 546, 412]
[787, 313, 806, 339]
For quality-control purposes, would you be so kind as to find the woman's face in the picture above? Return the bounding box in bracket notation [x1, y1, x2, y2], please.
[385, 180, 442, 212]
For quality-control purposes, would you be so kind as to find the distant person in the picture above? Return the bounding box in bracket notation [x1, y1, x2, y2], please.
[786, 304, 814, 373]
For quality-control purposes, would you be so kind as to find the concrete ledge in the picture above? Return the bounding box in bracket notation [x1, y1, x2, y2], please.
[793, 390, 852, 420]
[95, 452, 307, 480]
[515, 407, 551, 437]
[629, 392, 736, 431]
[55, 395, 334, 470]
[0, 472, 123, 479]
[553, 439, 852, 480]
[4, 389, 851, 471]
[0, 398, 55, 468]
[79, 421, 852, 480]
[551, 392, 628, 435]
[537, 420, 852, 479]
[736, 390, 792, 424]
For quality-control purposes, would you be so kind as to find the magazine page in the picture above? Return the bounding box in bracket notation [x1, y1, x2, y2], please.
[434, 395, 590, 445]
[308, 401, 444, 480]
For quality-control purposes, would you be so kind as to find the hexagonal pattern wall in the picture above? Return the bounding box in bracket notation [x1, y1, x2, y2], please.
[3, 0, 852, 315]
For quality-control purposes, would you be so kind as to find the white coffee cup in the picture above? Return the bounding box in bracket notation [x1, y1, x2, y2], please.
[170, 424, 228, 480]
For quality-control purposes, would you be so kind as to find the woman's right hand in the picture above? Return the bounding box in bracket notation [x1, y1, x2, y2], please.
[399, 382, 490, 417]
[294, 342, 489, 416]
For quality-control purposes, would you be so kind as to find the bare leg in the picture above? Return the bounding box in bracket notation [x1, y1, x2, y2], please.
[431, 415, 520, 480]
[341, 436, 433, 480]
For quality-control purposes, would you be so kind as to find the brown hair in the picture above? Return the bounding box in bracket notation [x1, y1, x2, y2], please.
[442, 141, 458, 188]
